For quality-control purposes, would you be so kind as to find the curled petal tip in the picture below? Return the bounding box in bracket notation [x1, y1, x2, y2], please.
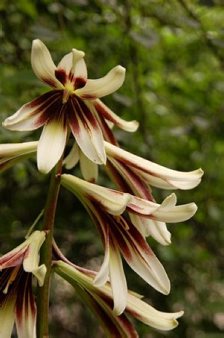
[32, 39, 44, 49]
[116, 65, 126, 74]
[72, 48, 85, 58]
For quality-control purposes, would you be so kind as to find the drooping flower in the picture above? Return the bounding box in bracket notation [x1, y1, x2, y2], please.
[104, 141, 203, 244]
[61, 174, 172, 314]
[63, 141, 201, 244]
[54, 260, 184, 337]
[2, 40, 138, 174]
[0, 141, 37, 172]
[105, 141, 204, 191]
[0, 231, 46, 338]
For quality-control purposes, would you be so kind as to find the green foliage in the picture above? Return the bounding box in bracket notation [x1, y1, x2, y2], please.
[1, 0, 224, 337]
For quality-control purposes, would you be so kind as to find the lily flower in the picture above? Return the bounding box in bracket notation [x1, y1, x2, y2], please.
[54, 260, 183, 336]
[2, 39, 138, 174]
[105, 141, 204, 191]
[104, 142, 203, 245]
[0, 141, 37, 172]
[0, 231, 46, 338]
[61, 174, 170, 314]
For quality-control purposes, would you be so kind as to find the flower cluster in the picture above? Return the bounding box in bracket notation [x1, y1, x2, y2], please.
[0, 40, 203, 337]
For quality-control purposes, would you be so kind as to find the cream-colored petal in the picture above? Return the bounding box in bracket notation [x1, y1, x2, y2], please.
[116, 224, 170, 294]
[57, 52, 73, 74]
[143, 219, 171, 245]
[153, 202, 198, 223]
[31, 39, 63, 88]
[129, 212, 171, 245]
[2, 91, 62, 132]
[79, 150, 98, 183]
[69, 99, 106, 164]
[128, 195, 160, 215]
[23, 231, 46, 273]
[37, 119, 67, 174]
[94, 99, 139, 132]
[161, 193, 177, 207]
[72, 49, 87, 80]
[109, 244, 127, 315]
[32, 264, 47, 287]
[76, 66, 126, 99]
[94, 237, 110, 287]
[63, 142, 80, 169]
[61, 174, 130, 215]
[16, 292, 37, 338]
[124, 242, 170, 294]
[0, 142, 37, 165]
[126, 292, 184, 331]
[2, 103, 43, 132]
[105, 142, 204, 190]
[0, 296, 16, 338]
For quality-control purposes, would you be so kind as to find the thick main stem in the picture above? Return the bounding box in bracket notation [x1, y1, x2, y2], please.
[37, 161, 62, 338]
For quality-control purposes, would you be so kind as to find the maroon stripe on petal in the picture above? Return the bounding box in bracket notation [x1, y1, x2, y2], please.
[55, 69, 67, 86]
[74, 77, 86, 89]
[28, 90, 61, 109]
[108, 159, 154, 201]
[68, 96, 100, 134]
[16, 273, 36, 320]
[75, 96, 99, 128]
[66, 98, 80, 135]
[35, 93, 64, 126]
[41, 78, 59, 88]
[94, 101, 118, 125]
[94, 111, 118, 145]
[106, 160, 134, 194]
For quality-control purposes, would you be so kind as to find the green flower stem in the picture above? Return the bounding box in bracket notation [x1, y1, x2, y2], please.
[37, 160, 62, 338]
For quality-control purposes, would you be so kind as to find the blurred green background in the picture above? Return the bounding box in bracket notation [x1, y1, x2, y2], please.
[0, 0, 224, 337]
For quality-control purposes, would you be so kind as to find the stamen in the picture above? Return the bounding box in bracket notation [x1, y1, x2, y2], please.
[3, 265, 20, 294]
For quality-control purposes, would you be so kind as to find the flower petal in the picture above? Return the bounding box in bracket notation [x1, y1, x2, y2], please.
[2, 91, 62, 131]
[105, 142, 204, 190]
[57, 49, 87, 88]
[16, 276, 37, 338]
[136, 216, 172, 245]
[94, 245, 110, 287]
[109, 241, 127, 315]
[108, 158, 153, 200]
[113, 220, 170, 294]
[0, 142, 37, 160]
[61, 174, 130, 215]
[23, 231, 46, 286]
[79, 149, 98, 183]
[57, 52, 73, 74]
[153, 202, 198, 223]
[75, 65, 126, 99]
[37, 118, 67, 174]
[0, 296, 16, 338]
[68, 97, 106, 164]
[126, 292, 184, 331]
[63, 142, 80, 169]
[31, 39, 63, 88]
[71, 49, 87, 87]
[95, 99, 139, 132]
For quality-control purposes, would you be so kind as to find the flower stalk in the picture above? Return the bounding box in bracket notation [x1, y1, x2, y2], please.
[36, 159, 62, 338]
